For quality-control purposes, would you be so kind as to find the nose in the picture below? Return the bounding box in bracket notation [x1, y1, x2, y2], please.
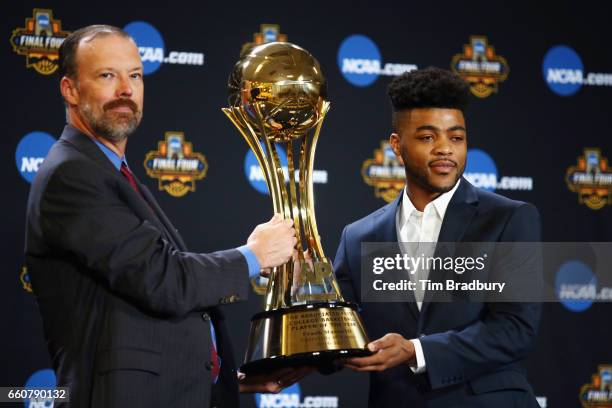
[432, 136, 452, 156]
[116, 74, 133, 98]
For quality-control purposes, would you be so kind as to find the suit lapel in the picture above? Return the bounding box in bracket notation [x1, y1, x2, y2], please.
[435, 179, 479, 245]
[60, 125, 119, 176]
[375, 193, 420, 320]
[138, 182, 188, 251]
[418, 179, 479, 322]
[60, 126, 182, 247]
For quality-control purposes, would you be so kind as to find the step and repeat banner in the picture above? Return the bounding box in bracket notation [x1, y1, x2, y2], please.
[3, 2, 611, 407]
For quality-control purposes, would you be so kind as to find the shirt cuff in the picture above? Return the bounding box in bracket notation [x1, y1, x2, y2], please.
[409, 338, 426, 374]
[237, 245, 261, 278]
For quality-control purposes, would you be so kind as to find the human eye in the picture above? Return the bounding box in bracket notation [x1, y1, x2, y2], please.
[99, 72, 114, 79]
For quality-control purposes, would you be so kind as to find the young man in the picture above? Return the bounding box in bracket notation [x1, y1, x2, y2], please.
[25, 25, 308, 407]
[335, 67, 541, 407]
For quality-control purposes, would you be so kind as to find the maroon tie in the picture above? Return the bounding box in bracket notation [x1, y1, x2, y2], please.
[120, 162, 156, 214]
[210, 343, 220, 383]
[120, 162, 142, 195]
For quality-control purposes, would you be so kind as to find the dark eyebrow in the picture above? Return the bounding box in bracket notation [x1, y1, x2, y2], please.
[415, 124, 466, 132]
[415, 125, 440, 132]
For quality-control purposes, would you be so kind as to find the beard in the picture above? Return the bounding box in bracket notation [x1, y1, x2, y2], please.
[401, 147, 464, 194]
[80, 98, 142, 143]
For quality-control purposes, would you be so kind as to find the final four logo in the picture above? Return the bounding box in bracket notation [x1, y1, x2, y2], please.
[361, 141, 406, 203]
[241, 24, 288, 56]
[566, 148, 612, 210]
[580, 365, 612, 407]
[451, 36, 509, 98]
[10, 9, 70, 75]
[20, 266, 32, 293]
[144, 132, 208, 197]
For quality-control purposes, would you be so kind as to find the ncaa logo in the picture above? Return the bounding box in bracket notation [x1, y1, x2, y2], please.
[464, 149, 498, 191]
[24, 368, 56, 408]
[555, 260, 596, 312]
[15, 131, 56, 183]
[542, 45, 583, 96]
[123, 21, 165, 75]
[244, 146, 288, 195]
[464, 149, 533, 192]
[255, 383, 301, 408]
[338, 34, 382, 87]
[338, 34, 417, 87]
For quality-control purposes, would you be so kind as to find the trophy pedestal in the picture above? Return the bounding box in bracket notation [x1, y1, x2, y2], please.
[241, 302, 371, 375]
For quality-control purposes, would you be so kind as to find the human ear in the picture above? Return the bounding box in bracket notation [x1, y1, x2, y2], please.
[60, 76, 79, 106]
[389, 133, 401, 157]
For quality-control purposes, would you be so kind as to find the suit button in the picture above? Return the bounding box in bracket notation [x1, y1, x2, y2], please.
[229, 294, 240, 302]
[202, 313, 210, 321]
[205, 361, 213, 370]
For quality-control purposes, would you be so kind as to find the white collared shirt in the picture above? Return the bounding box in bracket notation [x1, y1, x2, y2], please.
[395, 179, 461, 374]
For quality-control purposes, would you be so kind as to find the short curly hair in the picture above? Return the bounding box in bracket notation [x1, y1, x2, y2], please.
[387, 67, 469, 130]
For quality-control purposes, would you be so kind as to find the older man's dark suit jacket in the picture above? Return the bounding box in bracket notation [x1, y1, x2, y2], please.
[25, 125, 249, 407]
[334, 179, 542, 408]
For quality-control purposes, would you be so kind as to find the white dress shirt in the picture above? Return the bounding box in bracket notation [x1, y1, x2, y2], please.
[395, 179, 461, 374]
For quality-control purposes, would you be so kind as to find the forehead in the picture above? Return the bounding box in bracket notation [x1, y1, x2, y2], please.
[398, 108, 465, 128]
[75, 34, 142, 72]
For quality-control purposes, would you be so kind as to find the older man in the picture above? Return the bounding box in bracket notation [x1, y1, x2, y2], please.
[25, 25, 305, 407]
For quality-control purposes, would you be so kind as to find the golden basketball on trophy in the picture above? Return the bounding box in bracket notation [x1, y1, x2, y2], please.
[222, 42, 371, 374]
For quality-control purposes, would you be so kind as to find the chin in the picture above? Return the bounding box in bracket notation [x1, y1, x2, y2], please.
[428, 177, 458, 193]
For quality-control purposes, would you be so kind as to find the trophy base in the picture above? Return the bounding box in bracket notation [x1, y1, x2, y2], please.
[241, 348, 371, 375]
[241, 302, 371, 375]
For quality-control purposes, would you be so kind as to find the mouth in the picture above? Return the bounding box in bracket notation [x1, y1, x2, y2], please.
[108, 106, 135, 114]
[429, 160, 457, 175]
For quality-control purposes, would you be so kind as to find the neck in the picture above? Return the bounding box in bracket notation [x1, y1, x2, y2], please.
[404, 180, 442, 212]
[67, 109, 127, 157]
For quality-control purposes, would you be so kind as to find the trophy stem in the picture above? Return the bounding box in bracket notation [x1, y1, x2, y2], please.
[253, 105, 299, 311]
[286, 139, 304, 256]
[300, 101, 330, 261]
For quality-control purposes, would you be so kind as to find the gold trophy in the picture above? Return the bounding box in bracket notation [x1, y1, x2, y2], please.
[222, 42, 370, 374]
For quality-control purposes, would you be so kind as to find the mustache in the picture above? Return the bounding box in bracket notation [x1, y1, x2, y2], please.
[103, 99, 138, 114]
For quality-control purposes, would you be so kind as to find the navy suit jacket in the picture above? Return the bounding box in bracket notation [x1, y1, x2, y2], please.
[25, 126, 249, 407]
[333, 179, 542, 408]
